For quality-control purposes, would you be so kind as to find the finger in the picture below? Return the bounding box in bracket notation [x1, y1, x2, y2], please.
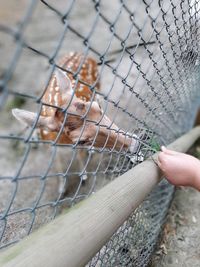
[161, 146, 167, 152]
[158, 151, 165, 163]
[161, 146, 178, 155]
[157, 158, 162, 169]
[158, 151, 170, 172]
[157, 158, 166, 173]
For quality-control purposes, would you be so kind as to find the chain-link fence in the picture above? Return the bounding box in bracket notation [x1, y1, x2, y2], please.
[0, 0, 200, 266]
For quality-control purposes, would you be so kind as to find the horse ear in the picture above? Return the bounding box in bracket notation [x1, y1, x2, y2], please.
[12, 108, 57, 130]
[55, 69, 73, 95]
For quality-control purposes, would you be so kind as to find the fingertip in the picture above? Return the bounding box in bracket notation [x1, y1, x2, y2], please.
[158, 151, 165, 161]
[161, 146, 167, 152]
[157, 159, 161, 168]
[157, 157, 166, 172]
[161, 146, 178, 156]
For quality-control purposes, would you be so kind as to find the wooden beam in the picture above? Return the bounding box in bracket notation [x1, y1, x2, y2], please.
[0, 126, 200, 267]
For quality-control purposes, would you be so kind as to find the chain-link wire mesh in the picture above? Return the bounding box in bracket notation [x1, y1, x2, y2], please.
[0, 0, 200, 265]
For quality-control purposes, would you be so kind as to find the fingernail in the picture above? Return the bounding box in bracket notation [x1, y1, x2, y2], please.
[161, 146, 166, 151]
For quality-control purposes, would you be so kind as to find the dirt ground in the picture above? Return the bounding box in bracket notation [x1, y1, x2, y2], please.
[150, 140, 200, 267]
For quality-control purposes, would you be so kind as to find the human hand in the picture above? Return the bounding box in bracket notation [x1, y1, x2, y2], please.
[158, 146, 200, 190]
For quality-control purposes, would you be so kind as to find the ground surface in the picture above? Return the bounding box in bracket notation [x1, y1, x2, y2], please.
[150, 141, 200, 267]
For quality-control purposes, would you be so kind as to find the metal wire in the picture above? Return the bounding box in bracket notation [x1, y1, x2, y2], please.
[0, 0, 200, 265]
